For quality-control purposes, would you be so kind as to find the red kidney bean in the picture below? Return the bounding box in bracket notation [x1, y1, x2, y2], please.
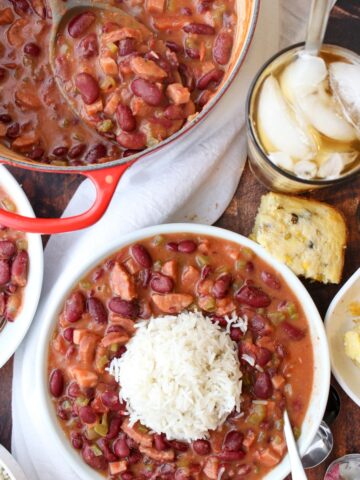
[87, 297, 108, 324]
[192, 439, 211, 455]
[49, 369, 64, 398]
[230, 327, 242, 341]
[52, 146, 68, 157]
[24, 42, 41, 57]
[11, 250, 28, 287]
[102, 21, 120, 32]
[197, 0, 212, 12]
[123, 149, 139, 158]
[275, 343, 287, 358]
[82, 444, 107, 470]
[235, 285, 271, 308]
[178, 240, 197, 253]
[71, 432, 83, 450]
[118, 37, 137, 56]
[85, 143, 107, 163]
[64, 291, 85, 323]
[181, 6, 192, 14]
[213, 31, 233, 65]
[164, 104, 185, 120]
[212, 273, 231, 299]
[166, 242, 178, 252]
[6, 283, 17, 294]
[79, 405, 97, 424]
[68, 11, 96, 38]
[248, 314, 270, 337]
[185, 48, 200, 60]
[98, 438, 117, 462]
[0, 241, 15, 260]
[0, 260, 10, 285]
[106, 417, 122, 439]
[246, 261, 254, 273]
[224, 430, 243, 452]
[253, 372, 273, 399]
[63, 327, 74, 343]
[6, 122, 20, 139]
[121, 473, 134, 480]
[108, 298, 139, 319]
[131, 244, 153, 268]
[101, 390, 121, 411]
[116, 105, 136, 132]
[113, 436, 130, 458]
[256, 347, 272, 367]
[56, 404, 70, 421]
[67, 381, 81, 398]
[75, 72, 100, 105]
[28, 147, 44, 160]
[116, 131, 146, 150]
[210, 314, 227, 328]
[0, 68, 6, 82]
[218, 450, 245, 461]
[169, 440, 189, 452]
[260, 271, 281, 290]
[131, 78, 164, 107]
[197, 89, 212, 108]
[197, 68, 224, 90]
[0, 114, 12, 123]
[183, 23, 215, 34]
[127, 449, 142, 464]
[68, 143, 86, 159]
[166, 41, 183, 53]
[179, 63, 195, 91]
[150, 273, 174, 294]
[78, 33, 98, 59]
[10, 0, 29, 15]
[106, 325, 127, 335]
[154, 433, 168, 451]
[281, 321, 305, 341]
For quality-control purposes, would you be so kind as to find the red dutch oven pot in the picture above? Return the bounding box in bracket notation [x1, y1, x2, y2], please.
[0, 0, 259, 235]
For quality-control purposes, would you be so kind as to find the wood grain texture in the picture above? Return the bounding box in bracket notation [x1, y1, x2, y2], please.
[0, 1, 359, 478]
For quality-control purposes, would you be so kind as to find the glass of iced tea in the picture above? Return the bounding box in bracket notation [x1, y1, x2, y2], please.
[246, 43, 360, 193]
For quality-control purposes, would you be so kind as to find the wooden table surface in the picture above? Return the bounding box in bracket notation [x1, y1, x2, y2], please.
[1, 1, 360, 478]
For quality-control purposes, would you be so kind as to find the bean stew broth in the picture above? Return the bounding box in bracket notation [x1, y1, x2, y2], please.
[0, 187, 29, 323]
[48, 233, 313, 480]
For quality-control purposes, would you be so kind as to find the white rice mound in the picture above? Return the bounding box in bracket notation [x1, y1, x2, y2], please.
[111, 311, 242, 442]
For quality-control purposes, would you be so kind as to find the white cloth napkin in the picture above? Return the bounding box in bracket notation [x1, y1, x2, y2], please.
[11, 0, 311, 478]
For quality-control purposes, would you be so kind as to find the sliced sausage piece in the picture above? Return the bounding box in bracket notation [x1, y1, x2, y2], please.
[101, 28, 142, 45]
[146, 0, 165, 14]
[166, 83, 190, 105]
[121, 418, 153, 447]
[139, 445, 175, 462]
[161, 260, 177, 281]
[70, 367, 98, 388]
[130, 57, 167, 81]
[109, 313, 136, 334]
[181, 265, 200, 290]
[110, 262, 137, 300]
[101, 331, 129, 348]
[151, 293, 193, 313]
[203, 457, 219, 479]
[79, 333, 99, 367]
[100, 57, 118, 75]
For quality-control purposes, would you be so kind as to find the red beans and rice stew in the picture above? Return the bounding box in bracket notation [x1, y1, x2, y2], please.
[48, 233, 314, 479]
[0, 0, 238, 165]
[0, 187, 29, 324]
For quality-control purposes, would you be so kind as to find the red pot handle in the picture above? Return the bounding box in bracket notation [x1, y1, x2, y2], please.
[0, 162, 134, 234]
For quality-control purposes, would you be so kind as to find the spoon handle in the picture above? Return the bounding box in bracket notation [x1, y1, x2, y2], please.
[305, 0, 336, 55]
[284, 410, 308, 480]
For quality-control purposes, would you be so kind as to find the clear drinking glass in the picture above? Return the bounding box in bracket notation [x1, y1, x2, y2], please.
[325, 454, 360, 479]
[246, 42, 360, 193]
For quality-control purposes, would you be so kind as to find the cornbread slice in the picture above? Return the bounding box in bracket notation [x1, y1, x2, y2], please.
[250, 192, 347, 284]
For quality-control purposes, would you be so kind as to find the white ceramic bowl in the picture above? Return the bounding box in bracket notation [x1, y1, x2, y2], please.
[0, 444, 27, 480]
[36, 224, 330, 480]
[0, 166, 43, 368]
[325, 268, 360, 407]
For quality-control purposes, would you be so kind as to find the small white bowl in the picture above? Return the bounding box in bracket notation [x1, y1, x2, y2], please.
[0, 444, 26, 480]
[0, 166, 43, 368]
[35, 223, 330, 480]
[325, 268, 360, 407]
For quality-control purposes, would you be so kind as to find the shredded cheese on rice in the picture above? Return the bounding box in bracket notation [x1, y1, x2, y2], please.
[108, 311, 243, 442]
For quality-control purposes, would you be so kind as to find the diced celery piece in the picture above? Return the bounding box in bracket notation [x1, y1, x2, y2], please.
[146, 134, 160, 148]
[246, 404, 266, 426]
[62, 400, 71, 410]
[94, 423, 108, 437]
[97, 119, 113, 133]
[203, 297, 216, 312]
[1, 198, 16, 212]
[241, 247, 253, 259]
[215, 265, 229, 274]
[152, 235, 164, 246]
[100, 76, 116, 91]
[177, 458, 190, 468]
[107, 42, 118, 54]
[196, 255, 210, 267]
[16, 239, 28, 250]
[137, 424, 149, 433]
[153, 260, 162, 271]
[97, 355, 109, 370]
[235, 260, 246, 271]
[268, 312, 286, 326]
[90, 444, 103, 456]
[87, 427, 100, 441]
[293, 426, 301, 439]
[110, 343, 118, 352]
[272, 434, 282, 445]
[80, 280, 92, 290]
[76, 396, 90, 407]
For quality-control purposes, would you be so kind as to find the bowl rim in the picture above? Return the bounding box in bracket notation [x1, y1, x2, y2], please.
[245, 42, 360, 187]
[0, 166, 43, 368]
[35, 223, 330, 480]
[325, 268, 360, 407]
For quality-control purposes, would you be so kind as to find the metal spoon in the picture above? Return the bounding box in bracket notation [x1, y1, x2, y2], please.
[305, 0, 337, 55]
[302, 386, 341, 469]
[283, 410, 307, 480]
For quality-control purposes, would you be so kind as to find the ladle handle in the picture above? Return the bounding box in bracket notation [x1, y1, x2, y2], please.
[305, 0, 336, 55]
[0, 162, 134, 234]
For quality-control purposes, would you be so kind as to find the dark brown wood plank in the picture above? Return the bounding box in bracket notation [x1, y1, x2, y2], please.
[0, 1, 359, 478]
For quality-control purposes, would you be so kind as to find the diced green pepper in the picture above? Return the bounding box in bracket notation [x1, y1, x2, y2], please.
[90, 444, 102, 456]
[94, 423, 108, 437]
[203, 297, 216, 312]
[110, 343, 118, 352]
[107, 42, 118, 54]
[79, 280, 92, 290]
[86, 427, 99, 441]
[235, 260, 246, 271]
[196, 255, 210, 267]
[97, 355, 109, 370]
[268, 312, 286, 326]
[1, 198, 16, 212]
[246, 404, 266, 426]
[16, 239, 28, 250]
[137, 424, 149, 433]
[100, 76, 116, 91]
[215, 265, 229, 274]
[293, 426, 301, 439]
[152, 235, 164, 246]
[241, 247, 253, 259]
[97, 119, 113, 133]
[76, 396, 90, 407]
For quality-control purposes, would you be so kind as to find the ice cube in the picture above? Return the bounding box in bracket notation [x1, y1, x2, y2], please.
[280, 53, 327, 101]
[329, 62, 360, 133]
[300, 88, 357, 142]
[318, 153, 345, 178]
[268, 151, 294, 171]
[257, 76, 317, 160]
[294, 160, 317, 179]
